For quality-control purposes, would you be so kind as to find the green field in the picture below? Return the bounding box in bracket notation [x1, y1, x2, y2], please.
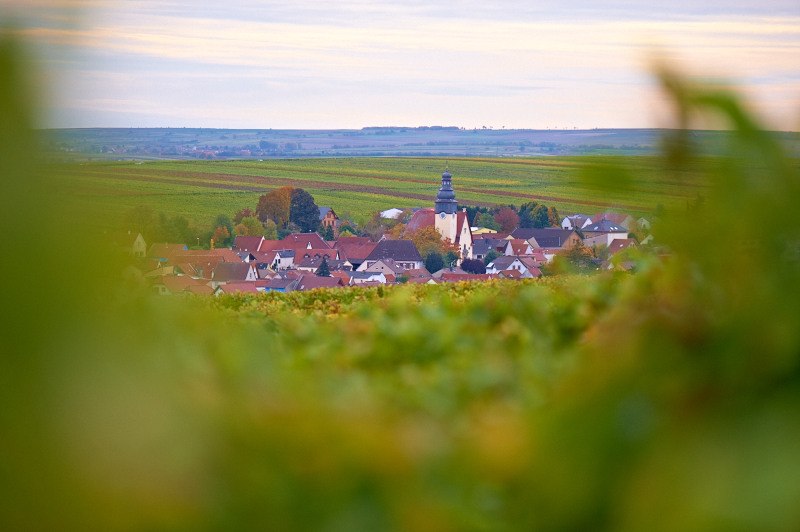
[49, 156, 712, 228]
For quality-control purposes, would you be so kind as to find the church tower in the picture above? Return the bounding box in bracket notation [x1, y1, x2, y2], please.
[434, 168, 458, 244]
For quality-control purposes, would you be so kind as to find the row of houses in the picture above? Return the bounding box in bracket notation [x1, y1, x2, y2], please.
[123, 219, 638, 296]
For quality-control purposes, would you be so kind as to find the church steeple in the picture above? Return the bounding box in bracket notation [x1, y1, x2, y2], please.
[435, 168, 458, 214]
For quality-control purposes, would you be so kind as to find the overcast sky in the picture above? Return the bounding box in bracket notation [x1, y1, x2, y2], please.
[7, 0, 800, 129]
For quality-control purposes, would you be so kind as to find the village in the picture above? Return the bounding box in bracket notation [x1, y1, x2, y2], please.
[120, 170, 653, 296]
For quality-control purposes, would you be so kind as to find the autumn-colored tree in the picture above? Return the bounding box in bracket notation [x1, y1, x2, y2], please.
[547, 206, 560, 227]
[386, 223, 406, 240]
[212, 225, 231, 247]
[256, 186, 293, 228]
[233, 207, 255, 225]
[531, 204, 551, 228]
[406, 226, 454, 258]
[262, 219, 278, 240]
[234, 216, 264, 237]
[494, 207, 519, 233]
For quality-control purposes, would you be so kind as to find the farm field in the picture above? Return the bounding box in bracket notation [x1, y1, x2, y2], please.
[49, 156, 713, 228]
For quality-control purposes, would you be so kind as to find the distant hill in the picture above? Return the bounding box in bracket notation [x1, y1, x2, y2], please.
[41, 127, 799, 161]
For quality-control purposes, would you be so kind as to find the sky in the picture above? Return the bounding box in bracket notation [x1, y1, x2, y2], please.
[5, 0, 800, 130]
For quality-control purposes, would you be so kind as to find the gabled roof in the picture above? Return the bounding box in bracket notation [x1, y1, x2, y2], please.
[505, 239, 532, 256]
[148, 243, 188, 260]
[219, 282, 261, 294]
[232, 236, 265, 252]
[282, 232, 330, 249]
[294, 274, 344, 291]
[333, 236, 371, 246]
[583, 219, 628, 233]
[488, 256, 523, 270]
[563, 214, 592, 229]
[512, 228, 578, 248]
[363, 258, 406, 274]
[335, 241, 377, 262]
[212, 262, 255, 282]
[594, 211, 631, 227]
[365, 239, 423, 263]
[319, 206, 335, 220]
[607, 238, 637, 255]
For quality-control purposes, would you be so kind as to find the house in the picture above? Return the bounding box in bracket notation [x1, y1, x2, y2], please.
[333, 238, 377, 271]
[130, 233, 147, 258]
[211, 262, 258, 288]
[607, 238, 637, 257]
[295, 256, 349, 273]
[503, 239, 533, 257]
[148, 243, 188, 263]
[511, 228, 582, 250]
[582, 219, 630, 247]
[359, 240, 424, 271]
[319, 207, 340, 235]
[349, 271, 387, 285]
[594, 211, 634, 230]
[359, 258, 407, 276]
[404, 268, 436, 284]
[485, 256, 537, 277]
[636, 217, 651, 231]
[472, 238, 508, 261]
[561, 214, 593, 231]
[150, 275, 212, 296]
[293, 274, 345, 292]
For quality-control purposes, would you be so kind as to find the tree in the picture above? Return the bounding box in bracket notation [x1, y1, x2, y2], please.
[461, 258, 486, 274]
[323, 225, 335, 241]
[234, 216, 264, 237]
[315, 257, 331, 277]
[531, 204, 551, 228]
[338, 224, 357, 237]
[483, 249, 500, 266]
[256, 186, 293, 227]
[424, 252, 444, 274]
[494, 207, 519, 233]
[233, 207, 255, 225]
[263, 219, 278, 240]
[407, 226, 451, 258]
[547, 206, 560, 227]
[518, 201, 540, 229]
[289, 188, 320, 233]
[475, 212, 500, 231]
[212, 225, 230, 248]
[386, 223, 405, 240]
[214, 214, 234, 238]
[445, 250, 460, 267]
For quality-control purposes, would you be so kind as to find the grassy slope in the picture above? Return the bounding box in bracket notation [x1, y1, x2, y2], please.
[50, 156, 711, 228]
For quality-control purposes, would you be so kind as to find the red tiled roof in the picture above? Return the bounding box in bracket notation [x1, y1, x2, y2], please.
[294, 274, 344, 291]
[406, 208, 435, 232]
[282, 232, 330, 249]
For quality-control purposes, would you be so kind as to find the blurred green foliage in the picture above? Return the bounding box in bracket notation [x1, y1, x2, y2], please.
[2, 28, 800, 532]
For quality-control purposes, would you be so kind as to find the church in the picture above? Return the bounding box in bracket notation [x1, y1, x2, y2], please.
[406, 169, 474, 260]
